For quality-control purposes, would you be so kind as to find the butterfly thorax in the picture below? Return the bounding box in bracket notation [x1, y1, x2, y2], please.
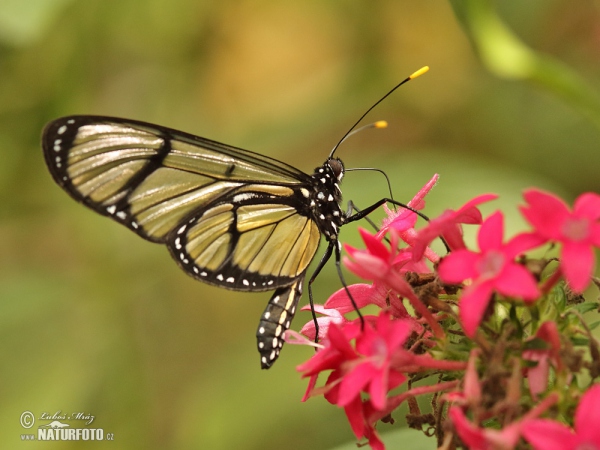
[308, 158, 346, 241]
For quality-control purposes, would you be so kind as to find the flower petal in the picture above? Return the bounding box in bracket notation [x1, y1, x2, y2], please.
[454, 193, 499, 224]
[325, 284, 379, 312]
[343, 396, 367, 439]
[521, 189, 570, 239]
[560, 242, 594, 292]
[449, 408, 486, 449]
[495, 263, 540, 300]
[359, 228, 390, 261]
[573, 192, 600, 221]
[521, 419, 576, 450]
[574, 384, 600, 442]
[459, 281, 494, 337]
[504, 232, 548, 259]
[338, 363, 376, 407]
[438, 250, 479, 283]
[477, 211, 504, 251]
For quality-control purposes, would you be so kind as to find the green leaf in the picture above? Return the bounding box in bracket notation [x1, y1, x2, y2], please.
[570, 302, 600, 315]
[448, 0, 600, 130]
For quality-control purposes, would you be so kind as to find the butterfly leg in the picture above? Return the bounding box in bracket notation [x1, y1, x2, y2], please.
[256, 275, 305, 369]
[332, 239, 365, 329]
[307, 241, 335, 342]
[307, 239, 365, 342]
[346, 198, 450, 252]
[345, 198, 430, 223]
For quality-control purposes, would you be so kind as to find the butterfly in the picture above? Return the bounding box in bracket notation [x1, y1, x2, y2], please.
[42, 67, 428, 369]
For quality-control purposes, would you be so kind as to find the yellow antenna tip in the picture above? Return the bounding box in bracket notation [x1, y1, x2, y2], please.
[409, 66, 429, 80]
[374, 120, 388, 129]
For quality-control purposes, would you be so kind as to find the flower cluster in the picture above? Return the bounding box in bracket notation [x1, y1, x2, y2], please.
[293, 175, 600, 450]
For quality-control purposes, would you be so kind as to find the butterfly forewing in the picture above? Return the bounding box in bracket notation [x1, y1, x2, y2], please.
[43, 116, 311, 241]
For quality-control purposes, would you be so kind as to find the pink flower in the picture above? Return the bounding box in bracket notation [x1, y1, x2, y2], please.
[344, 228, 418, 300]
[450, 407, 523, 450]
[344, 228, 445, 338]
[376, 174, 440, 263]
[299, 304, 348, 342]
[299, 283, 416, 341]
[299, 312, 412, 411]
[339, 397, 385, 450]
[377, 174, 439, 238]
[438, 211, 541, 337]
[411, 193, 498, 261]
[519, 189, 600, 292]
[522, 384, 600, 450]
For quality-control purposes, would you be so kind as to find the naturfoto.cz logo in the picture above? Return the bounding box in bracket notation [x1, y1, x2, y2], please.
[20, 410, 114, 441]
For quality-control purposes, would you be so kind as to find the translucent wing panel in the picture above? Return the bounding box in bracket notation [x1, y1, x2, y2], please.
[168, 142, 303, 182]
[167, 202, 320, 292]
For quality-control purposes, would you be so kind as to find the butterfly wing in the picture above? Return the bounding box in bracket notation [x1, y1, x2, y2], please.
[42, 116, 321, 292]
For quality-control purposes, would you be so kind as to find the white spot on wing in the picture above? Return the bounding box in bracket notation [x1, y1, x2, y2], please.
[57, 125, 67, 135]
[233, 193, 255, 203]
[216, 274, 224, 281]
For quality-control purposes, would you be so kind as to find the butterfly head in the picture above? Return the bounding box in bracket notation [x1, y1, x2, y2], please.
[327, 157, 344, 182]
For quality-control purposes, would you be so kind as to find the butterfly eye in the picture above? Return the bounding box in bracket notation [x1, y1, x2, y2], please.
[327, 158, 344, 181]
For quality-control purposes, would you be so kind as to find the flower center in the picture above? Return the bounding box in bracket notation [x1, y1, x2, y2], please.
[561, 217, 590, 242]
[477, 250, 506, 279]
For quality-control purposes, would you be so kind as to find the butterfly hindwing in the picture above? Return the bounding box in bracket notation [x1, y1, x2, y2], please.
[167, 198, 321, 291]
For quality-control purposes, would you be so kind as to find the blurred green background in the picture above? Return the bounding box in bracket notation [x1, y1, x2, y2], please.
[1, 1, 599, 449]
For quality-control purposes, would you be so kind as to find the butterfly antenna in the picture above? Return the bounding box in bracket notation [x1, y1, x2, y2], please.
[328, 65, 429, 159]
[345, 167, 395, 200]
